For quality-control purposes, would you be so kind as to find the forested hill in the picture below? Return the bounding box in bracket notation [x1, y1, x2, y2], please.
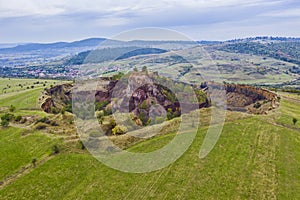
[217, 41, 300, 66]
[65, 47, 168, 65]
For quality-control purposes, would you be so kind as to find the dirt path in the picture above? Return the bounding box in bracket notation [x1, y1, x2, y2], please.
[280, 94, 300, 104]
[0, 155, 55, 190]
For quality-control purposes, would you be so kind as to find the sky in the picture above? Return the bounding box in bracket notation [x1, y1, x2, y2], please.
[1, 0, 300, 43]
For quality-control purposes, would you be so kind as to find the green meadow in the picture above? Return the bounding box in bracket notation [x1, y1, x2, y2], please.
[0, 79, 299, 199]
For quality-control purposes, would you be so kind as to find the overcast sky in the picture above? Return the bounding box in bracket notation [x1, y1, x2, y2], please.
[1, 0, 300, 43]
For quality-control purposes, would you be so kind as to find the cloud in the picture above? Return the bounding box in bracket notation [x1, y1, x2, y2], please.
[0, 0, 300, 42]
[261, 8, 300, 17]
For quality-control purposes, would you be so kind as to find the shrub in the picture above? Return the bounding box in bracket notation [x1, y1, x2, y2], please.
[138, 111, 149, 126]
[60, 108, 65, 115]
[20, 117, 27, 124]
[1, 113, 15, 122]
[52, 145, 60, 155]
[36, 117, 51, 124]
[112, 125, 128, 135]
[78, 140, 86, 150]
[14, 115, 22, 122]
[9, 105, 16, 112]
[49, 120, 58, 126]
[253, 102, 262, 109]
[65, 104, 72, 113]
[138, 100, 148, 109]
[154, 116, 166, 124]
[95, 100, 109, 111]
[0, 119, 9, 127]
[293, 118, 298, 125]
[96, 110, 105, 119]
[142, 66, 148, 73]
[32, 158, 37, 167]
[50, 107, 60, 114]
[35, 123, 47, 130]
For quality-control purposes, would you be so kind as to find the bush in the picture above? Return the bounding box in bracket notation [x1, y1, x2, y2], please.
[293, 118, 298, 125]
[1, 113, 15, 121]
[138, 111, 150, 126]
[65, 104, 72, 113]
[138, 100, 148, 109]
[36, 117, 51, 124]
[52, 145, 60, 155]
[32, 158, 37, 167]
[95, 100, 109, 111]
[50, 107, 60, 114]
[0, 119, 9, 127]
[49, 120, 58, 126]
[35, 123, 47, 130]
[253, 102, 262, 109]
[20, 117, 27, 124]
[78, 140, 86, 150]
[112, 125, 128, 135]
[9, 105, 16, 112]
[14, 115, 22, 122]
[154, 116, 166, 124]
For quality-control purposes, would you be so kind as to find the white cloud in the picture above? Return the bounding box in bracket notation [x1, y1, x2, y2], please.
[0, 0, 284, 18]
[261, 8, 300, 17]
[0, 0, 299, 42]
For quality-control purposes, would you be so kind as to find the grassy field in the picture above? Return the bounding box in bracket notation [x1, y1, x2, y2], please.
[0, 78, 60, 95]
[0, 91, 299, 199]
[0, 78, 67, 116]
[0, 127, 62, 180]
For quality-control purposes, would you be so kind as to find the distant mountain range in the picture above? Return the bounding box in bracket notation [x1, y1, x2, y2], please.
[0, 38, 106, 53]
[1, 36, 300, 55]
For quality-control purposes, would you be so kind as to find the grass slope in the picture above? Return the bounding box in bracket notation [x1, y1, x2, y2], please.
[0, 83, 299, 199]
[1, 113, 300, 199]
[0, 127, 61, 180]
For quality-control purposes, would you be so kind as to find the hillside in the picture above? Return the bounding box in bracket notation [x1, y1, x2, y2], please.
[1, 37, 300, 199]
[0, 78, 299, 198]
[217, 41, 300, 67]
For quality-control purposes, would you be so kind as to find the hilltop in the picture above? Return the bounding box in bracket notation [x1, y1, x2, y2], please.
[0, 76, 299, 199]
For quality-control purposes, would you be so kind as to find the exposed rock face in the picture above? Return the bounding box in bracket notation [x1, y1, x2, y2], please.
[41, 83, 73, 113]
[200, 82, 278, 113]
[41, 78, 278, 116]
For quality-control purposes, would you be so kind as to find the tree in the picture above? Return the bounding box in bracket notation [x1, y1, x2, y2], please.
[52, 145, 60, 155]
[293, 117, 298, 125]
[142, 66, 148, 73]
[32, 158, 37, 167]
[9, 105, 16, 112]
[0, 119, 9, 127]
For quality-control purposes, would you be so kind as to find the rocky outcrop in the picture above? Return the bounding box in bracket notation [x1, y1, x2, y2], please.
[200, 82, 279, 114]
[41, 77, 279, 116]
[41, 83, 73, 113]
